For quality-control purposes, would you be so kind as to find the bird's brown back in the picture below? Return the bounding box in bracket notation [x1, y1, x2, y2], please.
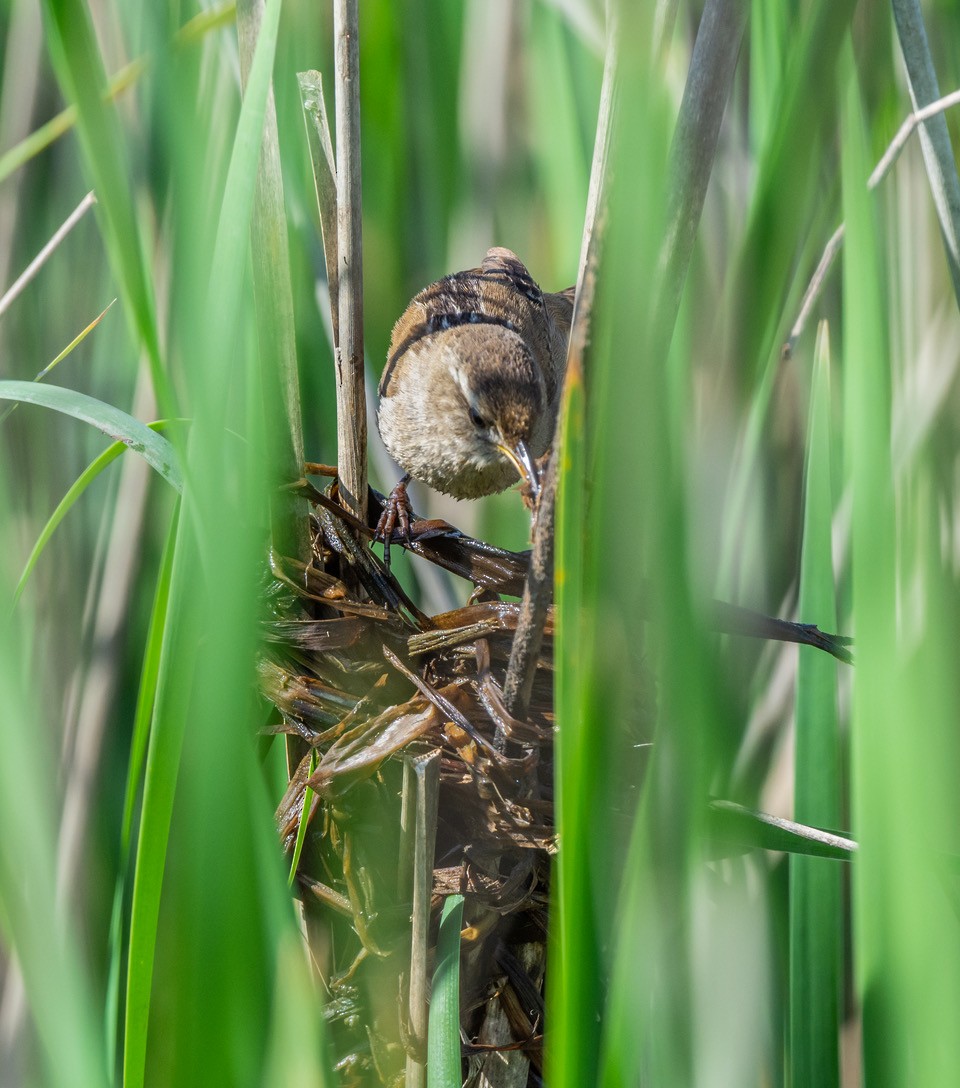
[380, 247, 573, 413]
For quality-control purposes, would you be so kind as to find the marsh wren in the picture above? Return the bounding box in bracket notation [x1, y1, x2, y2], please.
[376, 247, 574, 543]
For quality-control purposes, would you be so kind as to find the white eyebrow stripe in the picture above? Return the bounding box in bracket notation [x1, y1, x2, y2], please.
[448, 359, 474, 407]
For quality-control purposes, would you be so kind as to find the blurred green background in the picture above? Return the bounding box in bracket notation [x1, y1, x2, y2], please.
[2, 0, 960, 1084]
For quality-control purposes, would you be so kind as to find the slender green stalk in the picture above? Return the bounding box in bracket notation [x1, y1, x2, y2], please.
[237, 0, 309, 565]
[287, 750, 318, 887]
[549, 312, 594, 1088]
[841, 47, 899, 1087]
[789, 323, 841, 1088]
[105, 503, 179, 1078]
[546, 13, 615, 1085]
[427, 895, 465, 1088]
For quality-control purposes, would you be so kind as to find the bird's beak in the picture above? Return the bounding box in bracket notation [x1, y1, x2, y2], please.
[497, 438, 540, 499]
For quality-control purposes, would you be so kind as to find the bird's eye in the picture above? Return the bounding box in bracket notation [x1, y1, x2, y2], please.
[468, 406, 488, 430]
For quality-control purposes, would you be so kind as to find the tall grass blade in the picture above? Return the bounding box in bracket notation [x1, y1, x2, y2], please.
[789, 321, 841, 1088]
[728, 1, 855, 386]
[0, 381, 182, 491]
[0, 481, 105, 1084]
[122, 2, 288, 1083]
[105, 503, 179, 1079]
[237, 0, 308, 563]
[14, 420, 180, 602]
[844, 40, 960, 1087]
[40, 0, 171, 412]
[549, 332, 595, 1088]
[427, 894, 465, 1088]
[841, 47, 900, 1087]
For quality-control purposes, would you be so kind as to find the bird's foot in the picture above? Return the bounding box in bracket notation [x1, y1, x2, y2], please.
[374, 474, 414, 570]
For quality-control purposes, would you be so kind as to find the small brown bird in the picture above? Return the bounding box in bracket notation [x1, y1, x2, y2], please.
[376, 247, 574, 542]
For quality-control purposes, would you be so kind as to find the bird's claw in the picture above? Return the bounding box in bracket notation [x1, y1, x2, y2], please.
[374, 475, 414, 570]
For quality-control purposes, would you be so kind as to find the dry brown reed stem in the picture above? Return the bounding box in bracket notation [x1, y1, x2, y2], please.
[333, 0, 367, 522]
[0, 190, 95, 318]
[501, 455, 557, 723]
[237, 0, 309, 565]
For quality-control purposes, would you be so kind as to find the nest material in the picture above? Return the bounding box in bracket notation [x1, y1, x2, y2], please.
[262, 477, 556, 1085]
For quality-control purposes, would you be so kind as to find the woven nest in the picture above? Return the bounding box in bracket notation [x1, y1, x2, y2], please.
[261, 474, 558, 1086]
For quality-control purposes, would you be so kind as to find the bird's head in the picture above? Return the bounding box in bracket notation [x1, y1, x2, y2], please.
[442, 323, 545, 498]
[378, 307, 553, 500]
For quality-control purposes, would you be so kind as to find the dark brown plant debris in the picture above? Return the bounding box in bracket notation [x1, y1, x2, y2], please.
[261, 480, 555, 1086]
